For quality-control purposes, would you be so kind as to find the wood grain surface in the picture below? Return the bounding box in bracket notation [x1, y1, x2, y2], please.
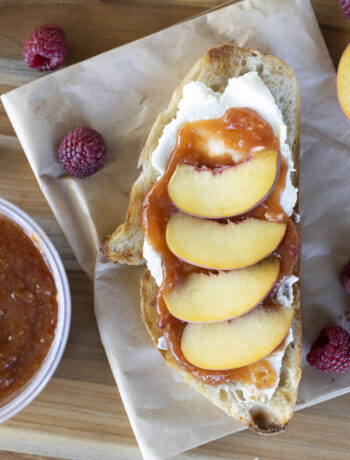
[0, 1, 349, 459]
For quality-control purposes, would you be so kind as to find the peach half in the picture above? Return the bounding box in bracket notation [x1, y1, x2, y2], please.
[166, 212, 287, 270]
[168, 149, 279, 218]
[163, 257, 280, 322]
[337, 44, 350, 120]
[181, 306, 294, 370]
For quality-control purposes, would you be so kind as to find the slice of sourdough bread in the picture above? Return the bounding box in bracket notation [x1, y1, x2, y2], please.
[102, 44, 301, 433]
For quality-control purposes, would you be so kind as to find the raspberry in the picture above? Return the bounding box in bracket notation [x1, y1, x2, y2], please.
[307, 326, 350, 374]
[58, 127, 107, 178]
[340, 260, 350, 293]
[23, 25, 68, 71]
[340, 0, 350, 19]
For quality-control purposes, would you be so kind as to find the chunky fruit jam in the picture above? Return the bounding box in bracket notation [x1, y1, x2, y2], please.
[142, 108, 300, 387]
[0, 216, 58, 401]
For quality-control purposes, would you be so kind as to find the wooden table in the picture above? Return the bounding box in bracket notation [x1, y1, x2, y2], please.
[0, 1, 349, 459]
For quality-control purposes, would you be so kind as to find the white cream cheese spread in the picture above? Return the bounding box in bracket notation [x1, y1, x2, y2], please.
[157, 335, 168, 351]
[240, 327, 294, 401]
[277, 275, 299, 308]
[143, 238, 163, 286]
[146, 71, 298, 401]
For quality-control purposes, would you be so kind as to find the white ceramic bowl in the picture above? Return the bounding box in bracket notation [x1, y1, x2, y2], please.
[0, 198, 71, 422]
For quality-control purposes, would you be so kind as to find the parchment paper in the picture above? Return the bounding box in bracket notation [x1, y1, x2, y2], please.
[2, 0, 350, 459]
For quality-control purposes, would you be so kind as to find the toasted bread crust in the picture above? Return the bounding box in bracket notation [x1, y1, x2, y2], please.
[103, 44, 301, 433]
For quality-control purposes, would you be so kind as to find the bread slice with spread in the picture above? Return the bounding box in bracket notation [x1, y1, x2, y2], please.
[103, 44, 301, 433]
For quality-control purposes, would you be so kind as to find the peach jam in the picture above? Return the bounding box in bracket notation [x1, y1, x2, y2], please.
[0, 216, 58, 401]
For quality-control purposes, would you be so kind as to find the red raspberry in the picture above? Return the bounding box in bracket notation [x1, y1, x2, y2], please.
[307, 326, 350, 374]
[58, 127, 107, 178]
[23, 25, 68, 71]
[340, 0, 350, 19]
[340, 260, 350, 294]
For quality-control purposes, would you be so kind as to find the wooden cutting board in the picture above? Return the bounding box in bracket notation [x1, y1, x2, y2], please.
[0, 1, 350, 459]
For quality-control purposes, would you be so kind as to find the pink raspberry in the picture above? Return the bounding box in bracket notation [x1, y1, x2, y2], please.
[340, 0, 350, 19]
[58, 127, 107, 178]
[307, 326, 350, 374]
[23, 24, 68, 71]
[340, 260, 350, 294]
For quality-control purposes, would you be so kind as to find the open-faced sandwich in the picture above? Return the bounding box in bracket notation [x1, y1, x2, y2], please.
[103, 44, 301, 433]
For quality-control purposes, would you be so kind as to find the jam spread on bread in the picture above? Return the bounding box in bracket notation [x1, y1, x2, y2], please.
[142, 108, 300, 387]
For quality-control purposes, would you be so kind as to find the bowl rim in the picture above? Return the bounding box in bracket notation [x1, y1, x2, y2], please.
[0, 198, 71, 422]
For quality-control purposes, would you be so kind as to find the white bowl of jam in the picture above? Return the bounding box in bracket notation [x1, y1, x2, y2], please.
[0, 198, 71, 422]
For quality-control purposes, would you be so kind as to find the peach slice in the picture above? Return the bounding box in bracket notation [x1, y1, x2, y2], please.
[163, 257, 280, 322]
[168, 149, 279, 218]
[181, 307, 294, 370]
[337, 44, 350, 120]
[166, 213, 286, 270]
